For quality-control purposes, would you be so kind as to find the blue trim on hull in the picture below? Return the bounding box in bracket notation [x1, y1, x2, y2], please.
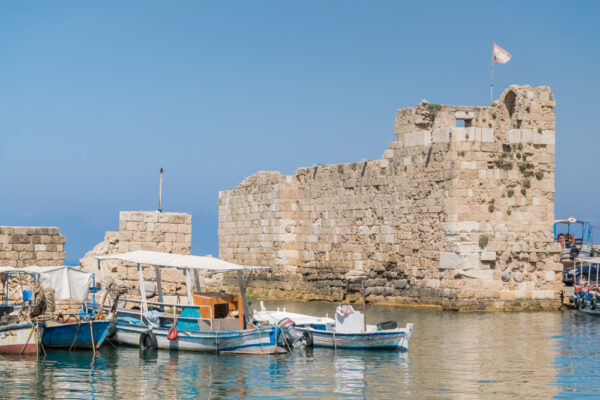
[113, 321, 279, 353]
[313, 344, 408, 351]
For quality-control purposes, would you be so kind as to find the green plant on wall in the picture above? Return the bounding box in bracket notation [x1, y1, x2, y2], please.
[427, 103, 442, 121]
[535, 171, 544, 180]
[479, 234, 489, 248]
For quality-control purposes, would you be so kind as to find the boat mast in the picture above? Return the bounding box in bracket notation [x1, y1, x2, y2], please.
[158, 168, 163, 212]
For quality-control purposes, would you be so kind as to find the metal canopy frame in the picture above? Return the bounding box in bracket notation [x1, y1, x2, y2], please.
[95, 250, 270, 326]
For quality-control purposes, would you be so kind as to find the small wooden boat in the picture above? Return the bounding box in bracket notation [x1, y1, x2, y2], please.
[96, 250, 286, 355]
[0, 321, 44, 355]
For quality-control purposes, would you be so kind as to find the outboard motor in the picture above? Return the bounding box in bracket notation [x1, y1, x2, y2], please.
[278, 318, 312, 349]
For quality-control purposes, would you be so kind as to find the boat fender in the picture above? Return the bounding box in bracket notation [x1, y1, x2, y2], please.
[139, 331, 158, 350]
[106, 323, 117, 339]
[580, 298, 587, 309]
[592, 297, 597, 310]
[167, 326, 178, 340]
[574, 297, 579, 308]
[570, 247, 580, 259]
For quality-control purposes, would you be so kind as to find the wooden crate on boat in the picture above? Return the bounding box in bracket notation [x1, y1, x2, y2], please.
[192, 293, 244, 329]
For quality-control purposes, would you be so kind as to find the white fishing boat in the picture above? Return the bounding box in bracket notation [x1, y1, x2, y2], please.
[0, 321, 44, 355]
[96, 250, 285, 355]
[253, 302, 414, 351]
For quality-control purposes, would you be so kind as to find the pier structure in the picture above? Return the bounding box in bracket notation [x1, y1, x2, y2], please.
[217, 85, 563, 310]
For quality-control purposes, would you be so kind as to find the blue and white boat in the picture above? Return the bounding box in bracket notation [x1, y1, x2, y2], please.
[253, 303, 414, 351]
[0, 265, 111, 351]
[96, 250, 285, 355]
[306, 324, 413, 351]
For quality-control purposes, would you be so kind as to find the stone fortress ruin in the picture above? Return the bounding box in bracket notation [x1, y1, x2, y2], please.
[217, 85, 563, 310]
[0, 84, 564, 311]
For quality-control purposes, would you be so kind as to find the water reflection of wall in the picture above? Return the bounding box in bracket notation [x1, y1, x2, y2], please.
[0, 303, 570, 399]
[430, 312, 559, 398]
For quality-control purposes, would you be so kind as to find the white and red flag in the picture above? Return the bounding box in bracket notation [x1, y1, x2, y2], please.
[492, 43, 511, 64]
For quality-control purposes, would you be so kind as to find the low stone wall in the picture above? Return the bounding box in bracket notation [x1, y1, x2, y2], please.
[0, 226, 66, 267]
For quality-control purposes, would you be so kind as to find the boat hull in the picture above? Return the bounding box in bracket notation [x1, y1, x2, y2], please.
[0, 322, 43, 355]
[302, 323, 413, 351]
[112, 320, 283, 354]
[42, 320, 111, 349]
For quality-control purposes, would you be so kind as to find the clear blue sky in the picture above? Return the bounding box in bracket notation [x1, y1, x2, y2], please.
[1, 1, 598, 264]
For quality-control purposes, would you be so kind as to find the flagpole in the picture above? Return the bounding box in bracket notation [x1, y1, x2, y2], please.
[490, 43, 494, 105]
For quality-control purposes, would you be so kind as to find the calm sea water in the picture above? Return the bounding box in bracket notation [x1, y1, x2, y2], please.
[1, 300, 600, 399]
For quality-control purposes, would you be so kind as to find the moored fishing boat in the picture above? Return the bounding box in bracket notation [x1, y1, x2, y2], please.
[0, 270, 46, 355]
[0, 321, 44, 355]
[306, 323, 413, 351]
[253, 302, 414, 351]
[96, 250, 285, 354]
[1, 266, 111, 351]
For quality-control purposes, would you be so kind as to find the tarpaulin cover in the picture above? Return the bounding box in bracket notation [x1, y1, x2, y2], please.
[0, 266, 92, 302]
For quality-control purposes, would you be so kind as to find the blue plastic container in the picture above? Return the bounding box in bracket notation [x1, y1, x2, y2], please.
[22, 290, 33, 302]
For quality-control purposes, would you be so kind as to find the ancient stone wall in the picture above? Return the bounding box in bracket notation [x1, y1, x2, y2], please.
[0, 226, 66, 267]
[218, 85, 563, 310]
[80, 211, 192, 295]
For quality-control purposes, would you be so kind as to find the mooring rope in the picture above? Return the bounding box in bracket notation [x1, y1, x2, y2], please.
[89, 321, 96, 355]
[69, 319, 82, 351]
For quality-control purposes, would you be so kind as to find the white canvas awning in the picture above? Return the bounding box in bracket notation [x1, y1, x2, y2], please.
[0, 266, 92, 302]
[96, 250, 271, 272]
[575, 257, 600, 264]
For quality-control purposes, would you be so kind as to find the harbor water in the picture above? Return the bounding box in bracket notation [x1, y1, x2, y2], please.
[1, 300, 600, 399]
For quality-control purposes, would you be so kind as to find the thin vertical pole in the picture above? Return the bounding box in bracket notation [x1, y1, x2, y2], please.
[137, 264, 148, 318]
[158, 168, 163, 212]
[92, 274, 96, 316]
[184, 268, 194, 305]
[490, 43, 495, 106]
[155, 265, 164, 311]
[362, 280, 367, 333]
[193, 269, 201, 294]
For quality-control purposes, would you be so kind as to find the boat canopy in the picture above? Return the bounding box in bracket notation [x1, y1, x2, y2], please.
[575, 257, 600, 264]
[0, 265, 92, 302]
[96, 250, 271, 272]
[554, 218, 586, 224]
